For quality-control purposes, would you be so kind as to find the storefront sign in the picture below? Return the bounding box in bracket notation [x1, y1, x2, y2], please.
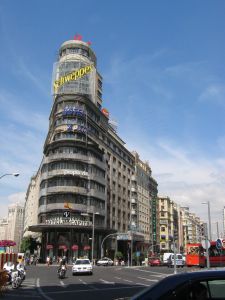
[54, 65, 94, 93]
[45, 217, 92, 226]
[63, 170, 88, 176]
[62, 106, 85, 116]
[67, 124, 87, 133]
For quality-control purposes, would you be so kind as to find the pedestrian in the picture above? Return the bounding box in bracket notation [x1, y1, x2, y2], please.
[46, 256, 50, 267]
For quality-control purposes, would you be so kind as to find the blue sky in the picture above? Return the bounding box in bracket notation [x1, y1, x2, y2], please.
[0, 0, 225, 237]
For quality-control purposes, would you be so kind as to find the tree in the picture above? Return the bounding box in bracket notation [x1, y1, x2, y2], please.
[114, 251, 123, 260]
[20, 236, 39, 253]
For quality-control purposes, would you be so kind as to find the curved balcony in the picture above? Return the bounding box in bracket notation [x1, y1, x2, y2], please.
[131, 210, 137, 215]
[40, 170, 106, 185]
[39, 186, 106, 201]
[44, 154, 105, 170]
[131, 175, 136, 181]
[131, 198, 137, 204]
[38, 203, 105, 216]
[131, 186, 137, 192]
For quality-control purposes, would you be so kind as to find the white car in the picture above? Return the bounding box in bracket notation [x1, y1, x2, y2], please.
[72, 259, 93, 275]
[96, 257, 114, 266]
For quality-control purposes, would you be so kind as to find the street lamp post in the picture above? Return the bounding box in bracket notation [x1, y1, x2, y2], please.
[202, 201, 212, 241]
[91, 211, 99, 265]
[0, 173, 19, 179]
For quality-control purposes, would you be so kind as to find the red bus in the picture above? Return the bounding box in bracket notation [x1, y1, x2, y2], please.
[186, 241, 225, 267]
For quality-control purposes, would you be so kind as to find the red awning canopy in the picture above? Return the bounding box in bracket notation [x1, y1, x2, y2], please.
[46, 244, 53, 250]
[83, 245, 91, 251]
[72, 245, 79, 251]
[0, 240, 16, 247]
[58, 245, 67, 250]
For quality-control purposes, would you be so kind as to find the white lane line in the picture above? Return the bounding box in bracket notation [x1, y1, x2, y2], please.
[36, 278, 54, 300]
[78, 278, 98, 290]
[136, 282, 149, 286]
[134, 269, 168, 276]
[99, 278, 115, 284]
[123, 279, 133, 283]
[78, 278, 88, 285]
[114, 276, 122, 280]
[60, 280, 67, 288]
[137, 276, 158, 282]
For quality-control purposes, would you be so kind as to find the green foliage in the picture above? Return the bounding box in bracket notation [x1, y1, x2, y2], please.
[114, 251, 123, 259]
[20, 236, 39, 253]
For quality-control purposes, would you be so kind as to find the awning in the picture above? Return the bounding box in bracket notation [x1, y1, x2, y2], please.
[58, 245, 67, 250]
[72, 245, 79, 251]
[83, 245, 91, 251]
[46, 244, 53, 250]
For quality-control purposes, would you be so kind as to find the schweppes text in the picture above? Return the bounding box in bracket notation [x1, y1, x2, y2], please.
[54, 64, 93, 93]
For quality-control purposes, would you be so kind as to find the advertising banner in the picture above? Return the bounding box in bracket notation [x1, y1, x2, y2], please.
[52, 60, 96, 102]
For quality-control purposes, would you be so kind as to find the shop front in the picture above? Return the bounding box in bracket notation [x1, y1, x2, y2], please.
[29, 224, 111, 263]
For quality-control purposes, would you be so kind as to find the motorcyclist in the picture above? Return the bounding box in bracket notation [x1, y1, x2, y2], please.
[58, 256, 67, 273]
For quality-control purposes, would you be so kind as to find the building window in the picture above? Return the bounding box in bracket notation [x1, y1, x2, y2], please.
[161, 227, 165, 232]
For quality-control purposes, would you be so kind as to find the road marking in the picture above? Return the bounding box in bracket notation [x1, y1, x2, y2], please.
[123, 279, 133, 283]
[79, 279, 88, 285]
[78, 278, 98, 290]
[114, 276, 122, 279]
[134, 269, 169, 276]
[99, 278, 115, 284]
[137, 276, 158, 282]
[36, 278, 54, 300]
[59, 280, 67, 288]
[44, 285, 145, 295]
[136, 282, 149, 286]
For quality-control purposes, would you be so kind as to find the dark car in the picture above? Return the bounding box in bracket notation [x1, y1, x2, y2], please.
[131, 270, 225, 300]
[148, 257, 161, 266]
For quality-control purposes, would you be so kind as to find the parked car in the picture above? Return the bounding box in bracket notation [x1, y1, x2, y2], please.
[72, 258, 93, 275]
[167, 253, 185, 268]
[148, 257, 161, 266]
[131, 270, 225, 299]
[96, 257, 114, 266]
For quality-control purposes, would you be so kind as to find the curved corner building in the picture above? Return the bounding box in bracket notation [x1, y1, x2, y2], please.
[35, 39, 110, 260]
[28, 38, 150, 262]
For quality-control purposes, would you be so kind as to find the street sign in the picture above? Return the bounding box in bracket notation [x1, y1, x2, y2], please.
[216, 238, 222, 250]
[201, 239, 210, 249]
[117, 234, 129, 240]
[63, 211, 70, 218]
[222, 240, 225, 248]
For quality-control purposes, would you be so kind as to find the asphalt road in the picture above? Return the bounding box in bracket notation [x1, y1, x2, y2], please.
[2, 264, 192, 300]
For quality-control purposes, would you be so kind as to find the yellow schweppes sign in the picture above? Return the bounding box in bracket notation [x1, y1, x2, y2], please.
[54, 64, 94, 93]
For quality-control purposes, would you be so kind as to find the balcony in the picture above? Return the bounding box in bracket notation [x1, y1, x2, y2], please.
[131, 186, 137, 192]
[131, 210, 137, 215]
[131, 198, 137, 204]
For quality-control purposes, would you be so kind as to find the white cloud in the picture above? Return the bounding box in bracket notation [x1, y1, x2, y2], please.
[0, 192, 25, 219]
[125, 133, 225, 230]
[199, 84, 225, 106]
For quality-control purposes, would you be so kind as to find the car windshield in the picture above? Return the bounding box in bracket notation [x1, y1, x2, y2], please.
[5, 262, 14, 266]
[75, 260, 90, 265]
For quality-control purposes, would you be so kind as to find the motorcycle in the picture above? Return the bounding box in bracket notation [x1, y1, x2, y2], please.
[58, 265, 66, 279]
[11, 270, 22, 289]
[17, 264, 26, 281]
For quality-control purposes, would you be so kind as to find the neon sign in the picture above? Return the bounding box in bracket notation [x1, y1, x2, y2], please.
[54, 64, 94, 93]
